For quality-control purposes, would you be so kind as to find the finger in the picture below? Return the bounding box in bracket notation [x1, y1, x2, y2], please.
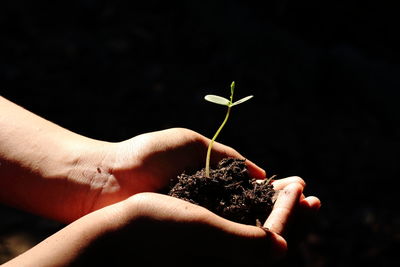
[256, 228, 288, 261]
[262, 177, 308, 210]
[271, 176, 305, 190]
[211, 141, 266, 179]
[209, 140, 241, 162]
[245, 159, 267, 179]
[264, 182, 303, 235]
[300, 196, 321, 211]
[273, 178, 320, 211]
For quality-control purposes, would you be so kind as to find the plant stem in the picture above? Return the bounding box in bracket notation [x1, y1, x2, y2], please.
[205, 105, 232, 177]
[204, 81, 236, 178]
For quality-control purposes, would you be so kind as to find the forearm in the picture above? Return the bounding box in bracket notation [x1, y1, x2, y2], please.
[2, 192, 288, 266]
[2, 200, 124, 267]
[0, 96, 112, 222]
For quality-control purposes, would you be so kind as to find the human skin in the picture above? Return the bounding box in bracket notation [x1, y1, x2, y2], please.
[4, 182, 310, 266]
[0, 96, 320, 266]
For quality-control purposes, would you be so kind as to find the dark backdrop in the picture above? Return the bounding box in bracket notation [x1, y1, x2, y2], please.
[1, 1, 399, 266]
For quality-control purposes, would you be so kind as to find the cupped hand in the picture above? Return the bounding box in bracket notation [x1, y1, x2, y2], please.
[87, 128, 266, 213]
[76, 128, 320, 233]
[69, 177, 310, 266]
[7, 176, 320, 266]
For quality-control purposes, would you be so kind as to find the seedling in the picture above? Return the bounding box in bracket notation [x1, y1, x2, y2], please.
[204, 81, 253, 177]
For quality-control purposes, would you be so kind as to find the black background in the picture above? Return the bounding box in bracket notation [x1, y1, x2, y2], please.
[1, 1, 399, 266]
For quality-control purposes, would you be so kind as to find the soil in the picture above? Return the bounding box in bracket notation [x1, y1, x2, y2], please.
[168, 158, 276, 226]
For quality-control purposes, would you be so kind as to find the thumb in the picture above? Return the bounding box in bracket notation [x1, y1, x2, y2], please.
[210, 141, 266, 179]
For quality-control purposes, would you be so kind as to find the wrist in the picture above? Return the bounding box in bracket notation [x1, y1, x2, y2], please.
[0, 97, 121, 222]
[58, 137, 118, 222]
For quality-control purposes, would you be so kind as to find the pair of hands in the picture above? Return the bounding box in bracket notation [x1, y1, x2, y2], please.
[0, 97, 320, 266]
[62, 128, 320, 265]
[5, 128, 319, 266]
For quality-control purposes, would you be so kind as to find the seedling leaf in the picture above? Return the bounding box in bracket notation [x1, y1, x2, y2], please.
[204, 81, 253, 177]
[231, 95, 254, 106]
[204, 95, 231, 106]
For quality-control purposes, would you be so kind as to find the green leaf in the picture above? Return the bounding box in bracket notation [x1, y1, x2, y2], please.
[231, 95, 253, 106]
[204, 95, 231, 106]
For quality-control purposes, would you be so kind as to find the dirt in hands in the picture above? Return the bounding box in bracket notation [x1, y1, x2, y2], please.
[168, 158, 276, 225]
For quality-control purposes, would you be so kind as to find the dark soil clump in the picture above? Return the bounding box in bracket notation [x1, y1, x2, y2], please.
[168, 158, 276, 225]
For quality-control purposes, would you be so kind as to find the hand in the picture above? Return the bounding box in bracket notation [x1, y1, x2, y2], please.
[268, 177, 321, 235]
[77, 192, 291, 266]
[6, 177, 318, 266]
[80, 128, 267, 217]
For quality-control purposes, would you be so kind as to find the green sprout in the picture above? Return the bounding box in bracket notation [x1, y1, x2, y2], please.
[204, 81, 253, 177]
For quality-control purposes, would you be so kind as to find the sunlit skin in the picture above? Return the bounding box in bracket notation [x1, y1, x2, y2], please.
[0, 96, 320, 266]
